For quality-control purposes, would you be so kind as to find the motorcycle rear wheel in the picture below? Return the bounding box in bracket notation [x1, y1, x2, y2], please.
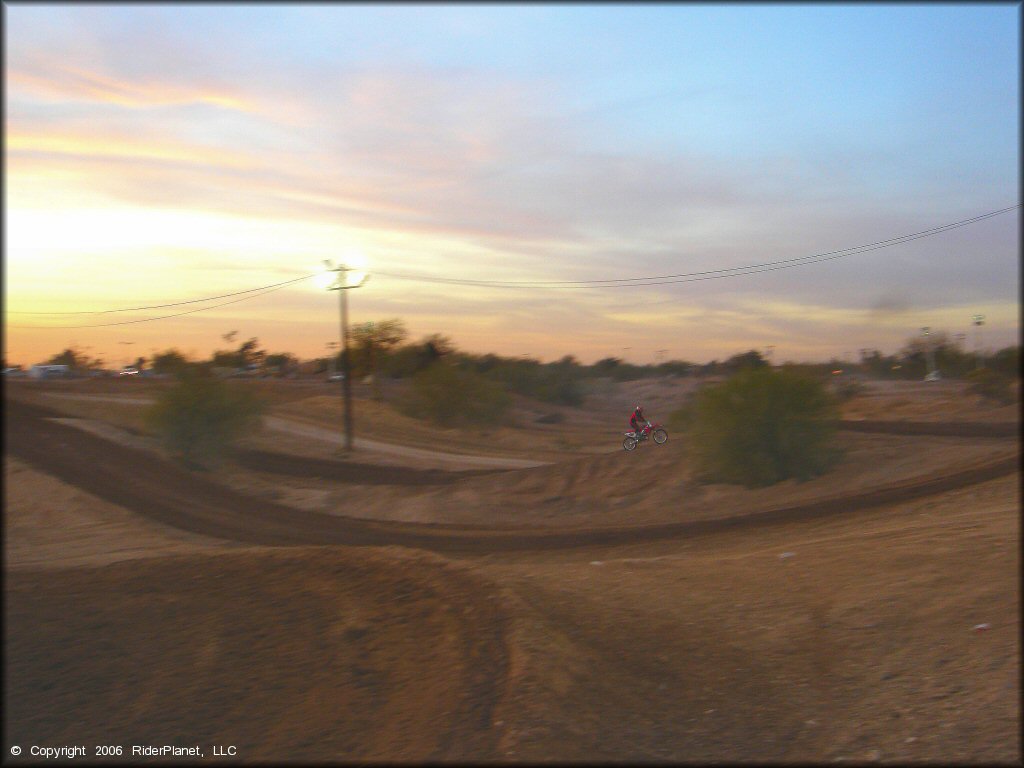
[623, 436, 638, 452]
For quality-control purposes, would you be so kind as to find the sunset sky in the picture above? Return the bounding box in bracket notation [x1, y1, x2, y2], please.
[4, 3, 1019, 368]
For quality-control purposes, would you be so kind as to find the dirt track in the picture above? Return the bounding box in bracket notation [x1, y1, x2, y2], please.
[5, 398, 1019, 553]
[6, 547, 512, 762]
[4, 389, 1020, 763]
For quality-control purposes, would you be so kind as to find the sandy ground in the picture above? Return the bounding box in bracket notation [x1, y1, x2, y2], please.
[3, 378, 1020, 763]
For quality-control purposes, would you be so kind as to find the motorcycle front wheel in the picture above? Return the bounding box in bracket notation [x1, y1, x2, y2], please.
[623, 436, 638, 452]
[653, 428, 668, 445]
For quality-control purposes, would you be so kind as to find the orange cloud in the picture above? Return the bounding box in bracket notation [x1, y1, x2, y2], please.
[7, 132, 254, 169]
[8, 64, 255, 112]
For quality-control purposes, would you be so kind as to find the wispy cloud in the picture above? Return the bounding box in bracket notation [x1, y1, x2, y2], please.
[4, 4, 1018, 366]
[8, 64, 255, 112]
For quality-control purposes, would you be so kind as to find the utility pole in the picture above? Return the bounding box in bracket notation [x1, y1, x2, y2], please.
[972, 314, 985, 369]
[324, 260, 369, 452]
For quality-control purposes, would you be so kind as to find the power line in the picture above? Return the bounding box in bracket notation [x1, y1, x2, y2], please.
[8, 282, 295, 330]
[7, 273, 317, 315]
[373, 204, 1019, 288]
[6, 203, 1018, 328]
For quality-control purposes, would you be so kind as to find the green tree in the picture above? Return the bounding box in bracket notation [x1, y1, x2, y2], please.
[45, 347, 88, 371]
[859, 349, 901, 378]
[238, 337, 265, 369]
[264, 352, 298, 376]
[721, 349, 769, 375]
[144, 368, 266, 468]
[683, 367, 841, 488]
[210, 337, 265, 372]
[592, 357, 622, 376]
[383, 334, 454, 378]
[151, 349, 192, 376]
[351, 318, 407, 378]
[400, 362, 510, 426]
[898, 331, 963, 379]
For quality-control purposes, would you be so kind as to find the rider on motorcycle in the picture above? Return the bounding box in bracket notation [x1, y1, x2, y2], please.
[630, 405, 650, 439]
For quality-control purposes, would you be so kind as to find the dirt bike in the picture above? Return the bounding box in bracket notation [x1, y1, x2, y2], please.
[623, 421, 668, 451]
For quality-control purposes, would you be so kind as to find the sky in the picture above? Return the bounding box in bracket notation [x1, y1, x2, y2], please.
[3, 3, 1020, 368]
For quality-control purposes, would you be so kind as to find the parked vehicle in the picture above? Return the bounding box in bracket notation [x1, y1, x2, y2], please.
[29, 364, 71, 379]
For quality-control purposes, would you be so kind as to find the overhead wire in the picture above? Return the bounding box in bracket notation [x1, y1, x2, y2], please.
[7, 273, 317, 315]
[372, 204, 1020, 288]
[7, 282, 297, 330]
[6, 203, 1019, 328]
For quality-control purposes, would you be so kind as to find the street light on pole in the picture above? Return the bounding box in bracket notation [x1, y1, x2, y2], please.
[323, 259, 369, 452]
[326, 341, 339, 379]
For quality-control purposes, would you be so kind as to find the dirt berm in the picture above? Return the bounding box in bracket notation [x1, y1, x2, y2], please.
[5, 398, 1019, 553]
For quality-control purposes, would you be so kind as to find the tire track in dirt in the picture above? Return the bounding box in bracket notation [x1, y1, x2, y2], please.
[5, 398, 1019, 554]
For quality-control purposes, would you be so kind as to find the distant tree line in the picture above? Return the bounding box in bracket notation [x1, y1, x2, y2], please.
[35, 325, 1020, 392]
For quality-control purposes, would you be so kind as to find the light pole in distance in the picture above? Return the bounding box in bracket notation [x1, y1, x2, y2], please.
[921, 327, 937, 380]
[972, 314, 985, 369]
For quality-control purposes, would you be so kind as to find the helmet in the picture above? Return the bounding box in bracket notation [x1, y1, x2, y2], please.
[635, 404, 643, 411]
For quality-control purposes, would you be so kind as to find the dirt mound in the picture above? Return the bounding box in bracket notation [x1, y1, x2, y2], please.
[5, 547, 511, 762]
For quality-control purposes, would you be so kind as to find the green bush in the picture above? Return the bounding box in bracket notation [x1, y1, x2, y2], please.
[965, 368, 1018, 405]
[685, 367, 841, 488]
[399, 362, 510, 426]
[144, 369, 266, 468]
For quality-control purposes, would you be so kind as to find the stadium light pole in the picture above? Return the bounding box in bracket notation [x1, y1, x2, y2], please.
[118, 341, 134, 369]
[921, 326, 936, 380]
[972, 314, 985, 370]
[323, 259, 369, 452]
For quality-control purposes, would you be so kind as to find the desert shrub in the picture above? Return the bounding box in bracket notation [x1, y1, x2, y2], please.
[685, 367, 841, 488]
[965, 368, 1018, 405]
[399, 362, 510, 426]
[831, 377, 867, 402]
[534, 367, 585, 406]
[144, 369, 266, 468]
[984, 346, 1020, 380]
[481, 357, 585, 406]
